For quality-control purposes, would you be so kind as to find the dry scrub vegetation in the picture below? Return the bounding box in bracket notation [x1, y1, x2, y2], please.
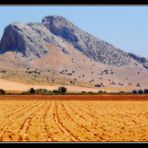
[0, 96, 148, 142]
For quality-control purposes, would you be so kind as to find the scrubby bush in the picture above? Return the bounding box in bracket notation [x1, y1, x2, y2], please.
[58, 87, 67, 94]
[138, 90, 143, 94]
[144, 89, 148, 94]
[133, 90, 137, 94]
[53, 90, 59, 94]
[118, 91, 126, 94]
[35, 89, 52, 95]
[136, 83, 141, 87]
[29, 88, 35, 94]
[0, 89, 5, 95]
[81, 91, 86, 94]
[52, 87, 67, 95]
[98, 90, 107, 94]
[87, 91, 95, 95]
[95, 84, 101, 87]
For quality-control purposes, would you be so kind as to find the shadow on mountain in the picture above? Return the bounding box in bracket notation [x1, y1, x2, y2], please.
[0, 48, 25, 56]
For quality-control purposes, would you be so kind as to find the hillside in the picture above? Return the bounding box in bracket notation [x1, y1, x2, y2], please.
[0, 15, 147, 92]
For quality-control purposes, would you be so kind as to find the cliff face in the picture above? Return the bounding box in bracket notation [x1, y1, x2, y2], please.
[0, 22, 59, 58]
[0, 23, 26, 54]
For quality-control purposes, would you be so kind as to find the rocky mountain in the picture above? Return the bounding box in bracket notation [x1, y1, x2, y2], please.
[42, 16, 130, 66]
[0, 16, 131, 66]
[0, 15, 147, 92]
[0, 22, 58, 58]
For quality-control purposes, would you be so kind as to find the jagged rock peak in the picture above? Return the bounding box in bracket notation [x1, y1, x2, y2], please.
[0, 22, 59, 58]
[42, 15, 79, 43]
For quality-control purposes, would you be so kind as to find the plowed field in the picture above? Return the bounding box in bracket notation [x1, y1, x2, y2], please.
[0, 95, 148, 142]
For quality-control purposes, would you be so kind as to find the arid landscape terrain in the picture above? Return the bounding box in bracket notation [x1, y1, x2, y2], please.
[0, 15, 148, 92]
[0, 95, 148, 142]
[0, 13, 148, 143]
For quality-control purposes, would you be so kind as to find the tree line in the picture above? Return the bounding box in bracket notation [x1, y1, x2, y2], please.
[0, 87, 148, 95]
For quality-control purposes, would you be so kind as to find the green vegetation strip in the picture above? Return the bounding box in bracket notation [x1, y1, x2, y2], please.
[0, 87, 148, 95]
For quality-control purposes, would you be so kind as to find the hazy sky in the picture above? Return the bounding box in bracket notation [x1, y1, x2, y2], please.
[0, 6, 148, 58]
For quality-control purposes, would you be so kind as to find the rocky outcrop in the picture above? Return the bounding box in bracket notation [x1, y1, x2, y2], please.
[42, 16, 130, 66]
[0, 23, 26, 54]
[0, 22, 59, 58]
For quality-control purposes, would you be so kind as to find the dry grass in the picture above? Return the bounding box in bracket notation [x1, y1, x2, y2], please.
[0, 95, 148, 142]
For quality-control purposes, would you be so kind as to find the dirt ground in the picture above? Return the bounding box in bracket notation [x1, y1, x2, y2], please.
[0, 78, 142, 93]
[0, 95, 148, 142]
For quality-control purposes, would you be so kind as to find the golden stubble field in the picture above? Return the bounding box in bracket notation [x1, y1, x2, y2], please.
[0, 95, 148, 142]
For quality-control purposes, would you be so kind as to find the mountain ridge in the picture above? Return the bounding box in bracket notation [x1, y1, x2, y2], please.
[42, 16, 131, 66]
[0, 15, 147, 92]
[0, 16, 130, 65]
[0, 15, 148, 67]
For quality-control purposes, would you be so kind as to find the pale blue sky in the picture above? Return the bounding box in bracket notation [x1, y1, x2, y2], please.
[0, 6, 148, 58]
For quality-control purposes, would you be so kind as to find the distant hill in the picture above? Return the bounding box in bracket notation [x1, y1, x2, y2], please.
[0, 15, 147, 92]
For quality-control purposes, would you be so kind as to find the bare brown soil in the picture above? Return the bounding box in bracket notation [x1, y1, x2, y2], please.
[0, 95, 147, 142]
[0, 95, 148, 101]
